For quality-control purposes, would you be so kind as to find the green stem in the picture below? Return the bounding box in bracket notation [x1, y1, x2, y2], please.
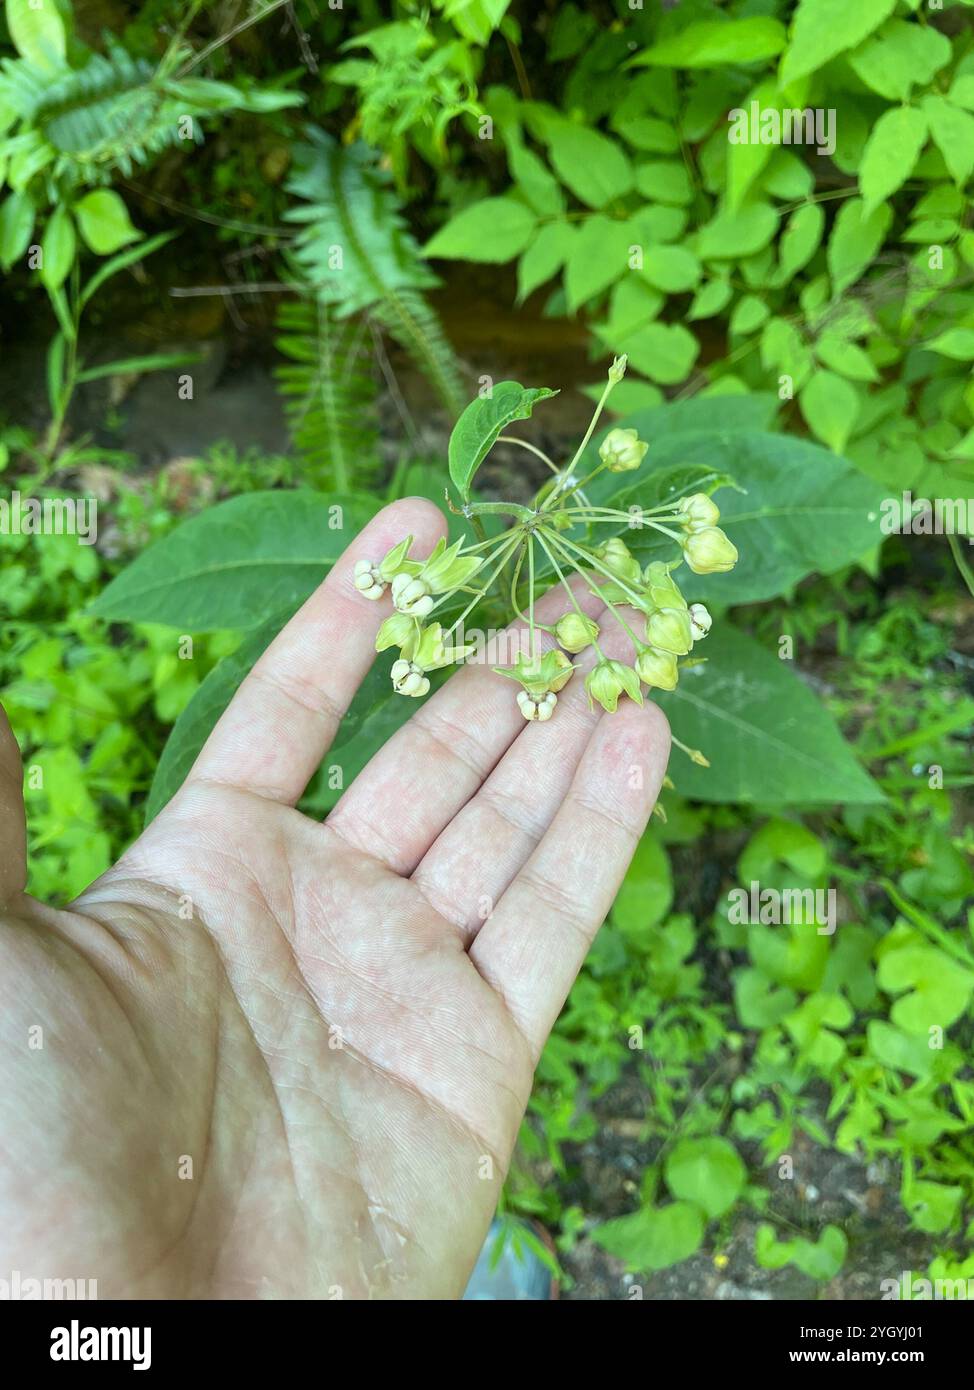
[441, 532, 522, 638]
[555, 534, 648, 609]
[548, 532, 641, 648]
[535, 530, 607, 662]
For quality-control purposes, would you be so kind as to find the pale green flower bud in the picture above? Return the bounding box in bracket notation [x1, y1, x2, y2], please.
[493, 649, 574, 698]
[516, 689, 557, 722]
[677, 493, 721, 531]
[645, 606, 692, 656]
[683, 526, 738, 575]
[391, 571, 435, 616]
[353, 559, 386, 600]
[390, 659, 430, 698]
[643, 561, 687, 611]
[595, 537, 642, 586]
[599, 427, 648, 474]
[635, 645, 678, 691]
[608, 354, 628, 384]
[585, 659, 644, 714]
[688, 603, 712, 641]
[555, 612, 600, 653]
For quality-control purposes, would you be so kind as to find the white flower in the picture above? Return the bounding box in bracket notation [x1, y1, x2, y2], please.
[689, 603, 712, 641]
[516, 689, 557, 722]
[390, 659, 430, 698]
[354, 559, 386, 600]
[391, 572, 435, 617]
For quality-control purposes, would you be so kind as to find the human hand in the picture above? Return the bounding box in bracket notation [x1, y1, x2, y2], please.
[0, 498, 669, 1299]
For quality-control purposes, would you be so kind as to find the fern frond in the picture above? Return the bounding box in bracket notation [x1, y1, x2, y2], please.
[284, 127, 463, 416]
[274, 296, 379, 492]
[371, 287, 464, 419]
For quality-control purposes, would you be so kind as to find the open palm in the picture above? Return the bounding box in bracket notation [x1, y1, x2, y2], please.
[0, 499, 669, 1300]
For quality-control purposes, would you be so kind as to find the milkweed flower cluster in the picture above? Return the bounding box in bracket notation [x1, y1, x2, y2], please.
[353, 356, 739, 764]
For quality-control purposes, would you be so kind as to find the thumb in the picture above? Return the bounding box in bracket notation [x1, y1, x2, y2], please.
[0, 701, 27, 907]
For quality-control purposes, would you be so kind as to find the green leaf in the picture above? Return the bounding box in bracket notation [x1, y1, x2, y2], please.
[74, 190, 142, 255]
[814, 336, 879, 382]
[697, 201, 777, 260]
[39, 207, 75, 292]
[612, 115, 679, 154]
[665, 1138, 745, 1220]
[592, 1202, 705, 1273]
[877, 945, 974, 1034]
[0, 189, 34, 271]
[777, 202, 824, 282]
[629, 18, 786, 68]
[626, 429, 885, 603]
[640, 244, 701, 294]
[613, 831, 672, 931]
[634, 160, 692, 206]
[91, 491, 378, 629]
[516, 222, 576, 302]
[79, 231, 178, 309]
[5, 0, 66, 69]
[922, 96, 974, 188]
[800, 369, 860, 452]
[925, 328, 974, 360]
[779, 0, 897, 86]
[859, 106, 928, 215]
[827, 198, 892, 295]
[541, 119, 633, 209]
[75, 351, 200, 384]
[447, 382, 557, 500]
[614, 320, 698, 384]
[564, 215, 631, 310]
[688, 278, 733, 320]
[507, 142, 564, 217]
[755, 1222, 847, 1280]
[655, 625, 884, 805]
[425, 196, 536, 262]
[848, 19, 952, 101]
[729, 294, 769, 336]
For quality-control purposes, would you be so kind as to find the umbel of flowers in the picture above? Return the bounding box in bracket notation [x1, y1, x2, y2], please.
[354, 356, 738, 765]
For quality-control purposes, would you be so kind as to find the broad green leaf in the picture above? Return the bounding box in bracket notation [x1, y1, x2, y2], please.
[925, 328, 974, 360]
[612, 115, 679, 154]
[0, 189, 34, 271]
[624, 429, 884, 603]
[814, 335, 879, 382]
[859, 107, 928, 215]
[629, 18, 786, 69]
[922, 96, 974, 188]
[665, 1138, 745, 1220]
[877, 946, 974, 1034]
[542, 120, 633, 209]
[729, 294, 769, 336]
[755, 1223, 847, 1279]
[507, 142, 564, 217]
[39, 207, 75, 292]
[688, 278, 733, 320]
[800, 369, 860, 452]
[697, 201, 776, 259]
[425, 196, 536, 262]
[596, 276, 664, 348]
[777, 202, 824, 282]
[564, 215, 631, 310]
[780, 0, 897, 86]
[448, 382, 557, 499]
[761, 317, 813, 390]
[592, 1202, 705, 1272]
[615, 320, 698, 384]
[827, 198, 891, 295]
[74, 190, 142, 255]
[516, 221, 575, 302]
[5, 0, 66, 68]
[848, 19, 951, 101]
[634, 160, 692, 206]
[91, 491, 378, 629]
[613, 830, 672, 931]
[655, 625, 884, 805]
[727, 80, 782, 210]
[640, 244, 701, 294]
